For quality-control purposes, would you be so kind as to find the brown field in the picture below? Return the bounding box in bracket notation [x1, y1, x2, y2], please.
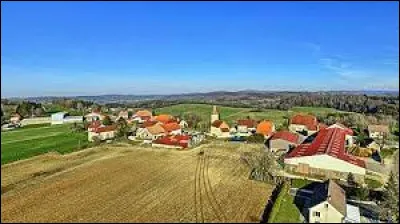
[1, 142, 273, 223]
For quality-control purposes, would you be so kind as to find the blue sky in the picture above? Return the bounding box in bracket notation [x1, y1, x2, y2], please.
[1, 1, 399, 97]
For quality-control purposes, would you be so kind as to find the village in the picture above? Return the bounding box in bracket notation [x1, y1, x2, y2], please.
[3, 103, 398, 223]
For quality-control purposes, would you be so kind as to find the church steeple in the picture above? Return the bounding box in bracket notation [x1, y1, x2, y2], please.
[211, 105, 220, 123]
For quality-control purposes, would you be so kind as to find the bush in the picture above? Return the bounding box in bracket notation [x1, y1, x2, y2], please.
[246, 133, 265, 143]
[365, 178, 383, 189]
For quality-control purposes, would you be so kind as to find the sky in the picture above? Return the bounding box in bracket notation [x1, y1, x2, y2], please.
[1, 1, 399, 97]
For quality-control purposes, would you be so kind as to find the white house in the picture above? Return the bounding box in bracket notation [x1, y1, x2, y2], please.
[289, 114, 319, 136]
[85, 112, 105, 122]
[326, 123, 354, 147]
[267, 131, 302, 153]
[136, 123, 166, 140]
[368, 125, 390, 139]
[88, 125, 117, 142]
[308, 180, 361, 223]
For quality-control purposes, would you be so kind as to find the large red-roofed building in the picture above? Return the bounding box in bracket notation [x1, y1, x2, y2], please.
[284, 127, 366, 182]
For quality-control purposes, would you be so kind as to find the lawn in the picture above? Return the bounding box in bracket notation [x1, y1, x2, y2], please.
[268, 183, 302, 223]
[154, 104, 290, 126]
[154, 104, 349, 127]
[291, 178, 314, 188]
[1, 124, 89, 164]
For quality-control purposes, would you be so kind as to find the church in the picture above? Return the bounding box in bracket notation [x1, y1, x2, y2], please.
[209, 106, 231, 138]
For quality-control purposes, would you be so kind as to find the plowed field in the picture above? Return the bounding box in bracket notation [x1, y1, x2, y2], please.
[1, 142, 273, 223]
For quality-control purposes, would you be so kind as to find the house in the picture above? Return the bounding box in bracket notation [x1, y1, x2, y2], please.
[154, 114, 175, 124]
[256, 120, 275, 138]
[289, 114, 319, 136]
[88, 124, 117, 142]
[136, 123, 166, 140]
[284, 127, 366, 183]
[117, 110, 129, 120]
[162, 122, 182, 135]
[209, 106, 231, 138]
[132, 110, 152, 123]
[266, 131, 303, 153]
[178, 119, 189, 129]
[85, 111, 105, 122]
[51, 112, 83, 125]
[368, 125, 390, 139]
[152, 135, 191, 149]
[326, 123, 354, 147]
[308, 180, 361, 223]
[236, 119, 258, 134]
[10, 113, 22, 125]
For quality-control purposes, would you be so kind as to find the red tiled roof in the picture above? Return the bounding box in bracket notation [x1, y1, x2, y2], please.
[271, 131, 299, 144]
[290, 114, 318, 131]
[285, 128, 365, 168]
[153, 135, 190, 148]
[212, 120, 223, 128]
[162, 122, 181, 132]
[155, 114, 174, 124]
[88, 120, 102, 129]
[237, 119, 257, 128]
[329, 123, 353, 135]
[94, 125, 117, 133]
[256, 120, 274, 136]
[140, 120, 159, 128]
[135, 110, 152, 117]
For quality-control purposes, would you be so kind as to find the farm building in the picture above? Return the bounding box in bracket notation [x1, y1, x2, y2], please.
[326, 123, 354, 147]
[308, 180, 360, 223]
[289, 114, 319, 136]
[266, 131, 303, 153]
[152, 135, 191, 149]
[51, 112, 83, 125]
[20, 117, 51, 126]
[368, 125, 390, 139]
[256, 120, 275, 138]
[88, 124, 117, 142]
[284, 127, 366, 183]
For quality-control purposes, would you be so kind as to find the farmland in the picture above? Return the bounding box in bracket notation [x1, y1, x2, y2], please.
[1, 142, 273, 223]
[1, 124, 88, 165]
[154, 103, 349, 126]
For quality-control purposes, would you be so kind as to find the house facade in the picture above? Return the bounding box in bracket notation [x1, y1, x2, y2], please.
[368, 125, 390, 139]
[308, 180, 360, 223]
[289, 114, 319, 136]
[88, 125, 117, 142]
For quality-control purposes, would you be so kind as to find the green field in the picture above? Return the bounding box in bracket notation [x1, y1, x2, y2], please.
[154, 104, 348, 126]
[1, 124, 89, 165]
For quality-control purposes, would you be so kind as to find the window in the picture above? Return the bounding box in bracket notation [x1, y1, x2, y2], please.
[314, 211, 320, 217]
